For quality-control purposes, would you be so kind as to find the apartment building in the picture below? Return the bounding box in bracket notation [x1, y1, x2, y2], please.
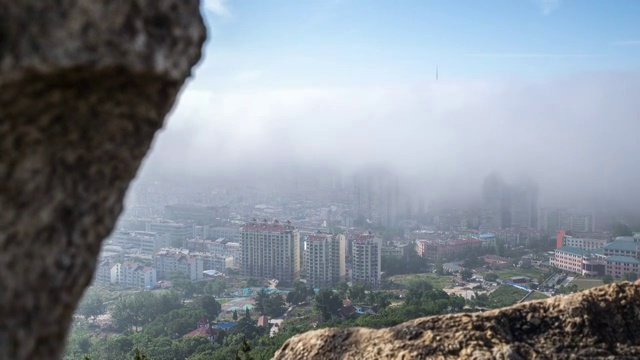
[560, 235, 608, 251]
[351, 233, 381, 289]
[154, 248, 204, 281]
[415, 238, 482, 260]
[147, 220, 195, 246]
[110, 230, 172, 254]
[304, 233, 346, 288]
[240, 219, 300, 285]
[206, 226, 241, 242]
[122, 261, 157, 288]
[93, 259, 122, 285]
[550, 237, 640, 277]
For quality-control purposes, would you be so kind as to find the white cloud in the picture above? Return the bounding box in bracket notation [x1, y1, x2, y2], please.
[611, 40, 640, 47]
[142, 73, 640, 207]
[204, 0, 231, 17]
[466, 52, 602, 59]
[535, 0, 561, 15]
[235, 70, 263, 82]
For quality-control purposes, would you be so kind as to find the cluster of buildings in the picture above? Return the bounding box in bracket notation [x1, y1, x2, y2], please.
[550, 232, 640, 278]
[94, 260, 157, 289]
[240, 219, 382, 288]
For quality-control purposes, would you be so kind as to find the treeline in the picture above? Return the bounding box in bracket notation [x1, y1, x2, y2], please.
[67, 279, 530, 360]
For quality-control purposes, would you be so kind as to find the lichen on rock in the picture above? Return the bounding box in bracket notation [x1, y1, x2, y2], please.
[273, 281, 640, 359]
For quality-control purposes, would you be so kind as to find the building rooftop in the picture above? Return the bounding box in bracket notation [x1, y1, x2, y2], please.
[605, 256, 640, 265]
[604, 241, 638, 252]
[556, 246, 590, 256]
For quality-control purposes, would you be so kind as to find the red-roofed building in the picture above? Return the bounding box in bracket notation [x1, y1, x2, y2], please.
[183, 317, 220, 343]
[121, 261, 157, 288]
[257, 315, 269, 327]
[240, 219, 300, 285]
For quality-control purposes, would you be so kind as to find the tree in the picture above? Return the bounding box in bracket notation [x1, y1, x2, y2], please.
[624, 272, 638, 282]
[246, 278, 262, 287]
[613, 222, 633, 237]
[233, 309, 239, 320]
[495, 239, 506, 257]
[195, 295, 222, 320]
[483, 273, 499, 282]
[77, 288, 106, 320]
[434, 259, 444, 275]
[171, 271, 195, 299]
[602, 274, 613, 284]
[264, 294, 286, 318]
[460, 269, 473, 281]
[336, 281, 349, 298]
[204, 279, 227, 297]
[245, 308, 251, 319]
[348, 284, 366, 304]
[254, 289, 269, 315]
[314, 289, 342, 321]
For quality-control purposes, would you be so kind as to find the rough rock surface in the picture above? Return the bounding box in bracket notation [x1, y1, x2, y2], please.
[274, 281, 640, 359]
[0, 1, 205, 359]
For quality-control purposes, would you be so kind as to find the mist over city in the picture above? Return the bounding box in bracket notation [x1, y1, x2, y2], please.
[139, 72, 640, 210]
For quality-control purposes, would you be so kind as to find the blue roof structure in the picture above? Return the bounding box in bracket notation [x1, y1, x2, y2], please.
[480, 233, 495, 238]
[556, 246, 590, 256]
[604, 241, 638, 252]
[213, 322, 238, 330]
[605, 255, 640, 265]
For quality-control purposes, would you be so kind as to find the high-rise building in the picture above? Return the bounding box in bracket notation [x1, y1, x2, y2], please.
[510, 181, 538, 229]
[304, 233, 346, 288]
[480, 175, 538, 230]
[353, 168, 400, 228]
[351, 232, 381, 288]
[539, 208, 595, 234]
[240, 219, 300, 285]
[480, 174, 510, 230]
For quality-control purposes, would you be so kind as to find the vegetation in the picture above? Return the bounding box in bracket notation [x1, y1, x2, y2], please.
[69, 263, 561, 360]
[381, 246, 426, 276]
[602, 275, 613, 284]
[471, 285, 528, 309]
[612, 222, 633, 237]
[460, 268, 473, 281]
[314, 289, 343, 321]
[483, 273, 499, 282]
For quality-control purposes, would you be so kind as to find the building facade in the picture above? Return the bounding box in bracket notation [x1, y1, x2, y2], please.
[153, 248, 204, 281]
[304, 233, 346, 288]
[415, 238, 482, 260]
[351, 233, 381, 288]
[240, 219, 300, 285]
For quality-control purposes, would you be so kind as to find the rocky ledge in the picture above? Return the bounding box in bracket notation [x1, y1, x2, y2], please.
[273, 281, 640, 359]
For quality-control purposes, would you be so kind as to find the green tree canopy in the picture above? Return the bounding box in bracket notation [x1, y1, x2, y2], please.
[314, 289, 342, 321]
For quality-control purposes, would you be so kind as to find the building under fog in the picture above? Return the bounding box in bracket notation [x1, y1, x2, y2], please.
[240, 219, 300, 285]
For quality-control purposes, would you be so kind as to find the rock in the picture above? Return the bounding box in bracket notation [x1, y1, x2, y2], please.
[0, 1, 205, 359]
[273, 281, 640, 359]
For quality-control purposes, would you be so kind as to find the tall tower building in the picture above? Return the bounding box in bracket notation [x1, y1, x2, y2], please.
[351, 232, 381, 289]
[480, 174, 538, 230]
[353, 168, 400, 228]
[240, 219, 300, 284]
[304, 233, 346, 288]
[480, 174, 509, 230]
[510, 181, 538, 229]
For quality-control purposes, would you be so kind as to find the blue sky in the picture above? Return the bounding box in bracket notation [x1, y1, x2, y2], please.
[194, 0, 640, 89]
